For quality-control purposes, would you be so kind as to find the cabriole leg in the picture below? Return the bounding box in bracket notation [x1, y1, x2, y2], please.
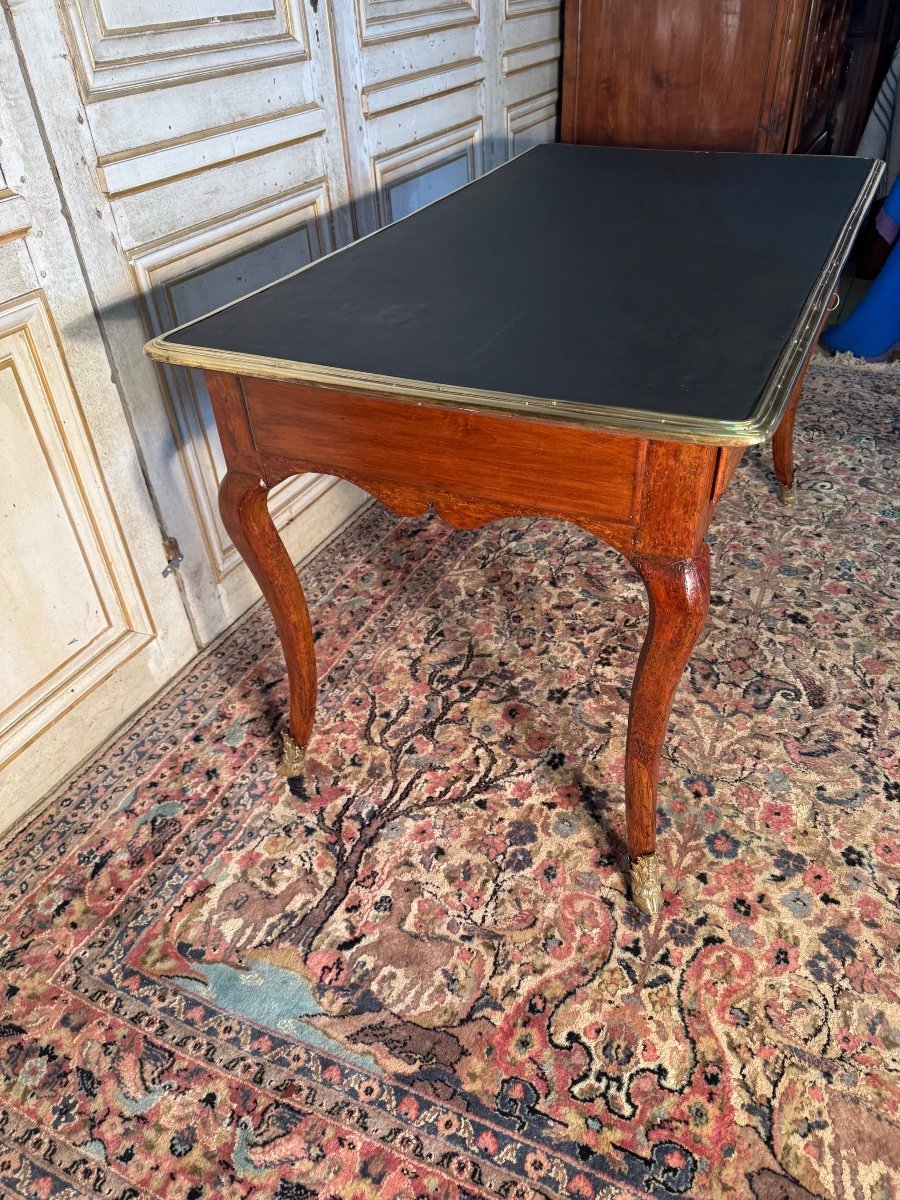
[218, 470, 317, 775]
[625, 546, 711, 914]
[772, 378, 802, 506]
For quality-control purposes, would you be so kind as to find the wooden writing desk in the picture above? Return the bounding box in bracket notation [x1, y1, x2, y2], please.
[146, 145, 880, 914]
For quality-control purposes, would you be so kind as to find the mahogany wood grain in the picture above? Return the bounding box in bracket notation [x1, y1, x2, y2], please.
[635, 440, 719, 559]
[243, 378, 646, 528]
[772, 304, 834, 494]
[560, 0, 859, 158]
[625, 546, 711, 859]
[560, 0, 810, 152]
[711, 447, 746, 508]
[218, 470, 317, 748]
[787, 0, 853, 153]
[755, 0, 817, 153]
[206, 370, 261, 476]
[772, 377, 802, 494]
[368, 482, 516, 531]
[207, 370, 319, 749]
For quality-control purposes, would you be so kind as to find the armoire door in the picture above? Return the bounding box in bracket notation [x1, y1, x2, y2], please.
[0, 11, 196, 829]
[7, 0, 563, 648]
[329, 0, 562, 231]
[5, 0, 367, 646]
[560, 0, 813, 152]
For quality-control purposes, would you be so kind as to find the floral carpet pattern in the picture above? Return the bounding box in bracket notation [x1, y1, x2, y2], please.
[1, 361, 898, 1200]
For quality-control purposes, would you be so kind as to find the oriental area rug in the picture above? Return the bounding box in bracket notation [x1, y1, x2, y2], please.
[1, 361, 898, 1200]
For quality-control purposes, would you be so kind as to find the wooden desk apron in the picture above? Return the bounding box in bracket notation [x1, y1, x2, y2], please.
[145, 144, 882, 914]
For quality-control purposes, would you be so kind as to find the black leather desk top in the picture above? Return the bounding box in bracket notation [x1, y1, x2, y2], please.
[148, 144, 880, 443]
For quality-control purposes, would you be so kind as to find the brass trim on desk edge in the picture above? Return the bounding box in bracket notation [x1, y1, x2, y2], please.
[143, 158, 884, 449]
[753, 156, 884, 440]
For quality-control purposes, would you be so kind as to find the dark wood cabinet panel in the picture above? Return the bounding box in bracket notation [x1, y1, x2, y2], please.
[831, 0, 900, 154]
[561, 0, 805, 151]
[790, 0, 854, 152]
[561, 0, 883, 156]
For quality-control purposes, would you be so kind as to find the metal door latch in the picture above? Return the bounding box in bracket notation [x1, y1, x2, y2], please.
[162, 536, 183, 577]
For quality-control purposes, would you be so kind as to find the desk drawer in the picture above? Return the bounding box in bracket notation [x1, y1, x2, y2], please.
[243, 378, 645, 527]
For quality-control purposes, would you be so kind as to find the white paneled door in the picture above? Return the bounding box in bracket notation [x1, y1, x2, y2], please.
[8, 0, 367, 647]
[0, 0, 560, 829]
[330, 0, 561, 229]
[0, 14, 196, 827]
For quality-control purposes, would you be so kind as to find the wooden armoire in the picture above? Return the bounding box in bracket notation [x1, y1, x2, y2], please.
[560, 0, 879, 155]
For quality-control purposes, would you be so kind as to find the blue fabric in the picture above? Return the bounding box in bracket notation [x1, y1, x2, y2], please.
[884, 173, 900, 225]
[821, 216, 900, 359]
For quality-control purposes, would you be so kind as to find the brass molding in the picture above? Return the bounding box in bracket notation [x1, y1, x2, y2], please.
[778, 483, 796, 506]
[630, 854, 662, 916]
[276, 731, 307, 777]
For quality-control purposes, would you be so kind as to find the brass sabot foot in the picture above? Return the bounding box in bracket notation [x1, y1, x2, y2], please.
[630, 853, 662, 916]
[778, 483, 795, 507]
[276, 731, 307, 778]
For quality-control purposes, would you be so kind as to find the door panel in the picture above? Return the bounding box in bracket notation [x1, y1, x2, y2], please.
[58, 0, 308, 95]
[10, 0, 364, 643]
[0, 295, 154, 768]
[331, 1, 562, 234]
[374, 120, 485, 222]
[0, 19, 195, 830]
[500, 1, 561, 156]
[560, 0, 809, 153]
